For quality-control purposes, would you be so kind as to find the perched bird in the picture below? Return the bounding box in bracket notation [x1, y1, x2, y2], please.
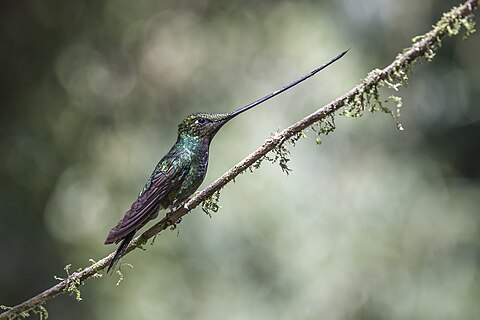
[104, 49, 349, 272]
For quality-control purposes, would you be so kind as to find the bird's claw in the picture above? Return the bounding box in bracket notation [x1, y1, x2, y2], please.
[165, 208, 182, 230]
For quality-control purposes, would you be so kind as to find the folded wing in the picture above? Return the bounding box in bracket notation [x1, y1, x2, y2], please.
[104, 171, 173, 244]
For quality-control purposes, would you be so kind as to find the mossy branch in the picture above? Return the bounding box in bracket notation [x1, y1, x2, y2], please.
[1, 0, 478, 319]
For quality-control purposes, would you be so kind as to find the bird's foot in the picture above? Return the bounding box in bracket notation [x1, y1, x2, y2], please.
[165, 208, 182, 230]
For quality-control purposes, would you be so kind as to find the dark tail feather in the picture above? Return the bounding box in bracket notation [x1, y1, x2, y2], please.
[107, 232, 135, 273]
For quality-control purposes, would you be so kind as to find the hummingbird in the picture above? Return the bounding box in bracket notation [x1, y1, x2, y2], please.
[104, 49, 348, 272]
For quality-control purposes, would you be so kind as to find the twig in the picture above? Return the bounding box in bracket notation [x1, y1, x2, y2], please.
[1, 0, 477, 319]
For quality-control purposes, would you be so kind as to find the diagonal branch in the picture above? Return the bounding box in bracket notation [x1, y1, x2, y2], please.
[1, 0, 478, 319]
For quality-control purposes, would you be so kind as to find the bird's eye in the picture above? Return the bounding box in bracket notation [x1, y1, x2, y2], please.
[195, 118, 208, 125]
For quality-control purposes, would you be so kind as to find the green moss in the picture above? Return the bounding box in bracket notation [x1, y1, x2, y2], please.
[1, 304, 48, 320]
[87, 259, 103, 278]
[267, 143, 292, 174]
[115, 263, 133, 286]
[201, 190, 221, 217]
[251, 156, 266, 171]
[248, 132, 299, 175]
[35, 306, 48, 320]
[288, 130, 308, 147]
[53, 264, 83, 302]
[312, 115, 336, 145]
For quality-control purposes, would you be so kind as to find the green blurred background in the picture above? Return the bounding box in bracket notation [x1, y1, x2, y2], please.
[1, 0, 480, 319]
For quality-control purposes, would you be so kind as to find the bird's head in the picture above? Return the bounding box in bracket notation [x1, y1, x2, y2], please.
[177, 112, 234, 140]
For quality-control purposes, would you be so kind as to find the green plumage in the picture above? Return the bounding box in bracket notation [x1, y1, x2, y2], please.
[104, 50, 348, 272]
[104, 113, 232, 272]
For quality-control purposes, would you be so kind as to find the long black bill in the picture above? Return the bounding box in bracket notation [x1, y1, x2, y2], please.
[228, 49, 349, 119]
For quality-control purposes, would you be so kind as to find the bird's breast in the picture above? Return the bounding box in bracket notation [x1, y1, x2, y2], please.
[169, 146, 209, 207]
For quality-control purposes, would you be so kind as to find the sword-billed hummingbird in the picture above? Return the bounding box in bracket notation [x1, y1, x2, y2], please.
[104, 49, 348, 272]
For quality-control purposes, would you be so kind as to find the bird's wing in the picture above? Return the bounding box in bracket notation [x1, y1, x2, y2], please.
[104, 158, 189, 244]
